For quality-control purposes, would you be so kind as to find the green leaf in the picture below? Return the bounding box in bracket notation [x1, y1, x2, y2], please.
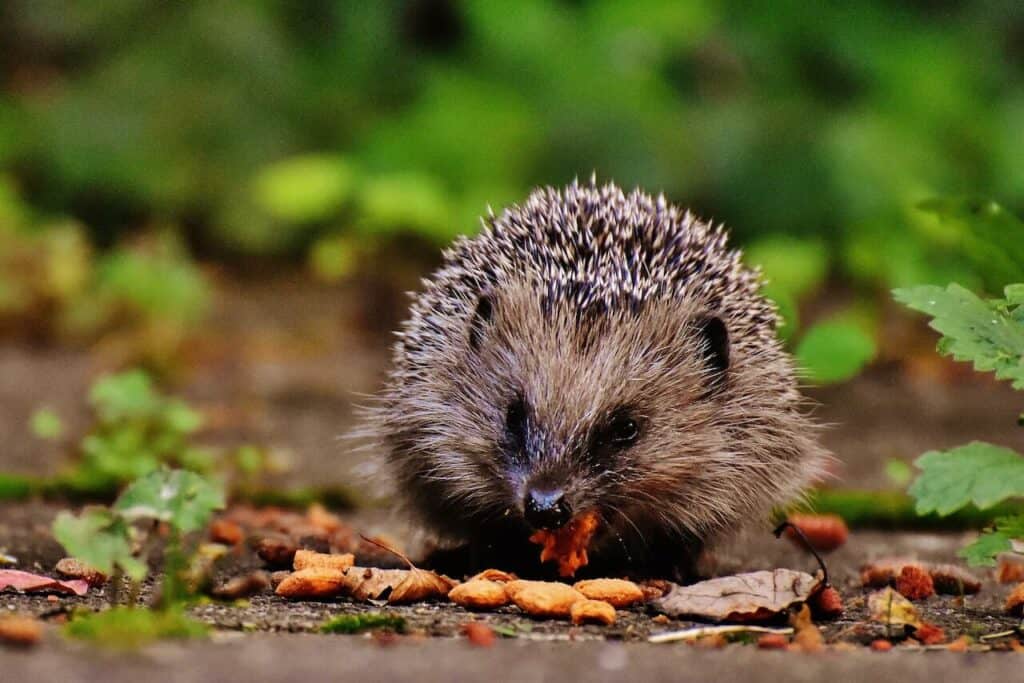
[30, 408, 64, 440]
[795, 319, 876, 384]
[114, 469, 225, 534]
[894, 283, 1024, 389]
[910, 442, 1024, 516]
[252, 154, 356, 224]
[89, 370, 160, 422]
[51, 508, 147, 580]
[958, 515, 1024, 566]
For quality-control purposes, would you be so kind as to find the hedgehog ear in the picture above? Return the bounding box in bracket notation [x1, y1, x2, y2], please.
[468, 294, 494, 351]
[695, 315, 730, 382]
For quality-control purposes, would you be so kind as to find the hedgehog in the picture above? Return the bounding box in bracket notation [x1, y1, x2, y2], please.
[364, 179, 828, 580]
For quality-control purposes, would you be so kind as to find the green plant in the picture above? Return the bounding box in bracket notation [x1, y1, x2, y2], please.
[53, 467, 225, 605]
[320, 612, 406, 634]
[895, 282, 1024, 565]
[63, 606, 208, 648]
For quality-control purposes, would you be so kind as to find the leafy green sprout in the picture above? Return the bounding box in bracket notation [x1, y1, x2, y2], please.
[52, 468, 225, 606]
[896, 281, 1024, 565]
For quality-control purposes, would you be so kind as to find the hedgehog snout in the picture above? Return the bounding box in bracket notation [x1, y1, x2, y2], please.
[523, 487, 572, 530]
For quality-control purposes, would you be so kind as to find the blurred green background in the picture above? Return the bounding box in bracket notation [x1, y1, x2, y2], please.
[2, 0, 1024, 378]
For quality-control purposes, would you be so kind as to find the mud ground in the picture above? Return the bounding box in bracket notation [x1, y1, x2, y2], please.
[2, 273, 1024, 680]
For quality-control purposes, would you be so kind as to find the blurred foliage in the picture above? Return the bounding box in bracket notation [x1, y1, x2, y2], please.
[2, 1, 1024, 384]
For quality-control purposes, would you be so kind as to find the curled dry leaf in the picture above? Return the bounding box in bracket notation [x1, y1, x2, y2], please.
[0, 569, 88, 596]
[0, 616, 43, 647]
[510, 581, 585, 618]
[784, 514, 849, 553]
[867, 587, 921, 628]
[896, 565, 934, 601]
[449, 579, 510, 610]
[528, 510, 600, 578]
[275, 568, 348, 599]
[343, 567, 409, 602]
[1005, 582, 1024, 616]
[573, 578, 645, 607]
[55, 558, 107, 587]
[388, 567, 456, 604]
[570, 599, 616, 626]
[293, 549, 355, 572]
[652, 569, 822, 623]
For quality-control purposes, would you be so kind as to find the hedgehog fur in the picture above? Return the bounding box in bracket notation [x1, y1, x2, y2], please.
[365, 178, 828, 579]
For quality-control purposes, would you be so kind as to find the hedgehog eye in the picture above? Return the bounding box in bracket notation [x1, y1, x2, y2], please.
[604, 410, 640, 448]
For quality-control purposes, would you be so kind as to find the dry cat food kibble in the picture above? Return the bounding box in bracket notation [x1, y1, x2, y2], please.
[784, 513, 848, 553]
[448, 579, 510, 610]
[896, 565, 935, 600]
[572, 578, 646, 607]
[274, 568, 348, 598]
[570, 599, 616, 626]
[293, 549, 355, 572]
[509, 581, 586, 618]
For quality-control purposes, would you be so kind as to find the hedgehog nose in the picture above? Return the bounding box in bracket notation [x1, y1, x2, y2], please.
[524, 488, 572, 530]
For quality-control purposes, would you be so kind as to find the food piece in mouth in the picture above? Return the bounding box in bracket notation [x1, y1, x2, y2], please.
[528, 510, 600, 578]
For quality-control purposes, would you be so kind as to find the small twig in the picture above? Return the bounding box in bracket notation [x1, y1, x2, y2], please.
[649, 625, 793, 644]
[979, 629, 1018, 641]
[359, 534, 416, 569]
[772, 521, 830, 586]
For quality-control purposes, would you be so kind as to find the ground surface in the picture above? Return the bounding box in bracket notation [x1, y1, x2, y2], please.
[2, 273, 1024, 680]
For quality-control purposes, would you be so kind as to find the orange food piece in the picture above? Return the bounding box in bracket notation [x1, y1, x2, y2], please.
[997, 557, 1024, 584]
[784, 513, 848, 553]
[292, 549, 355, 572]
[274, 568, 348, 599]
[209, 518, 245, 545]
[570, 599, 616, 626]
[468, 569, 517, 583]
[462, 621, 496, 647]
[55, 558, 107, 587]
[757, 633, 789, 650]
[510, 581, 585, 618]
[448, 579, 510, 610]
[870, 639, 893, 652]
[528, 510, 600, 577]
[896, 565, 935, 601]
[810, 586, 843, 619]
[572, 578, 645, 607]
[0, 616, 43, 647]
[914, 622, 946, 645]
[1006, 582, 1024, 616]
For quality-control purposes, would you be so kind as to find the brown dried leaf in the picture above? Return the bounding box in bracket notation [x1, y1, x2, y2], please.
[55, 558, 107, 587]
[0, 569, 89, 596]
[449, 579, 510, 610]
[388, 567, 456, 604]
[867, 587, 921, 628]
[928, 564, 981, 595]
[343, 567, 410, 602]
[652, 570, 822, 623]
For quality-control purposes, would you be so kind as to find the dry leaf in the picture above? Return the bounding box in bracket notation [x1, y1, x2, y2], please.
[343, 567, 410, 601]
[528, 510, 600, 577]
[570, 599, 616, 625]
[928, 564, 981, 595]
[573, 578, 645, 607]
[0, 569, 88, 596]
[274, 568, 348, 599]
[293, 549, 355, 572]
[388, 567, 456, 604]
[449, 579, 510, 610]
[652, 569, 822, 623]
[867, 587, 921, 628]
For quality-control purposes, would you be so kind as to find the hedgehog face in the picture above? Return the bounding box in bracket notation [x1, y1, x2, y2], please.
[424, 281, 745, 544]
